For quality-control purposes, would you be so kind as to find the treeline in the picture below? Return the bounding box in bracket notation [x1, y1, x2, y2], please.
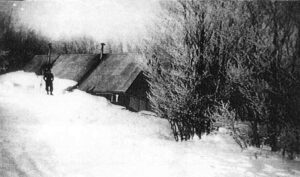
[0, 11, 100, 73]
[0, 11, 49, 72]
[144, 0, 300, 159]
[0, 11, 136, 73]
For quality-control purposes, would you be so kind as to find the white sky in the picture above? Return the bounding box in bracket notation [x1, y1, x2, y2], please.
[14, 0, 160, 43]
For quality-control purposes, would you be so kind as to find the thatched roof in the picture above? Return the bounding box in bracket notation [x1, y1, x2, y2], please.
[23, 54, 59, 75]
[51, 54, 100, 82]
[78, 53, 144, 93]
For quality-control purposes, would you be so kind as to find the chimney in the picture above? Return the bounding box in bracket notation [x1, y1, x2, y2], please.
[100, 43, 105, 60]
[47, 43, 52, 66]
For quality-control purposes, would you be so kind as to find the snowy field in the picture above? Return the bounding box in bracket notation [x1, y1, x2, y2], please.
[0, 71, 299, 177]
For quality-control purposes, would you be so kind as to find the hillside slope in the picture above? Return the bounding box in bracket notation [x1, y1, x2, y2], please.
[0, 71, 299, 177]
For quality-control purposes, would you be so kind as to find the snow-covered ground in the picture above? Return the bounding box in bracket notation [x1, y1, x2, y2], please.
[0, 71, 299, 177]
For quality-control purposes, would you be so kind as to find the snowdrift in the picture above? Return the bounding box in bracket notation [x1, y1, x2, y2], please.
[0, 71, 299, 177]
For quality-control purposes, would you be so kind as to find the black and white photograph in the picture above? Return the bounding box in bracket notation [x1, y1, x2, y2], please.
[0, 0, 300, 176]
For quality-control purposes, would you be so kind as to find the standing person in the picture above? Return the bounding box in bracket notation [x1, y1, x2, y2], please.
[43, 68, 54, 95]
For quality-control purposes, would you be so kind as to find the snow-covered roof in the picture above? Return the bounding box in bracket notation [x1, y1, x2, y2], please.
[24, 54, 99, 83]
[78, 53, 144, 93]
[25, 53, 145, 93]
[23, 54, 59, 75]
[51, 54, 100, 82]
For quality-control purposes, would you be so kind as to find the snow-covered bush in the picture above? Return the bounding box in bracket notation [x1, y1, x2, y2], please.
[144, 0, 300, 158]
[210, 101, 252, 149]
[280, 127, 300, 159]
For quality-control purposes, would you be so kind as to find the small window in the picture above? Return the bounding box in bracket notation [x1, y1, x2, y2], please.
[116, 94, 119, 103]
[110, 94, 114, 102]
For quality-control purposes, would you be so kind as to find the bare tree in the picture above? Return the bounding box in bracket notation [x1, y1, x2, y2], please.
[144, 0, 300, 157]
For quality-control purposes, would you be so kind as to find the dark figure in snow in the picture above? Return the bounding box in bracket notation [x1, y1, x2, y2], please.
[43, 68, 54, 95]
